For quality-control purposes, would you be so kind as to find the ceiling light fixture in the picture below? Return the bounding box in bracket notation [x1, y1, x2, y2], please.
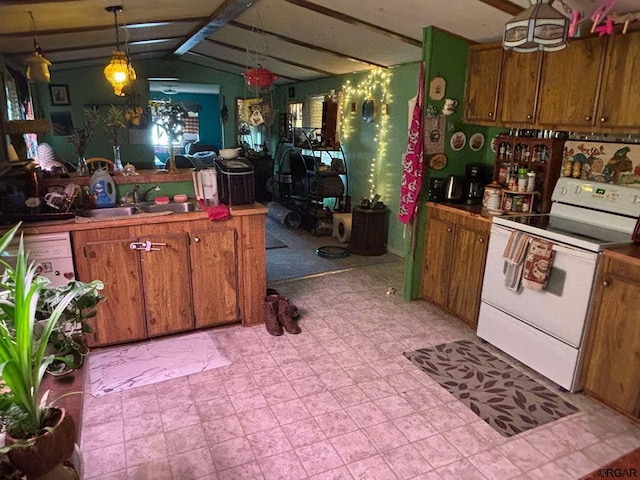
[24, 11, 52, 83]
[503, 0, 570, 53]
[103, 5, 137, 97]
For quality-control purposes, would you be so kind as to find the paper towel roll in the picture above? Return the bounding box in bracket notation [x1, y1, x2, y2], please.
[333, 213, 352, 243]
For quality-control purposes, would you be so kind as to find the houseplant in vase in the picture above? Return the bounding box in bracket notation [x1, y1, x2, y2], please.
[101, 105, 127, 173]
[66, 108, 100, 176]
[0, 224, 104, 479]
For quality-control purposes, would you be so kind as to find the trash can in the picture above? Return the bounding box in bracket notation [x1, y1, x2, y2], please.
[347, 206, 390, 256]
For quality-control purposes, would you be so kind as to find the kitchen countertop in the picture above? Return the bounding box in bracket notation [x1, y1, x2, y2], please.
[426, 201, 494, 222]
[3, 202, 268, 236]
[603, 243, 640, 266]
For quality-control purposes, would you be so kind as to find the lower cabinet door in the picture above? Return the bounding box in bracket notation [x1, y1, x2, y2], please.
[139, 232, 194, 337]
[190, 227, 240, 328]
[80, 237, 147, 346]
[447, 224, 489, 327]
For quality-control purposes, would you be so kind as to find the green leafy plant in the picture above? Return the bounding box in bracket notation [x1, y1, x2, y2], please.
[37, 281, 104, 376]
[0, 224, 104, 440]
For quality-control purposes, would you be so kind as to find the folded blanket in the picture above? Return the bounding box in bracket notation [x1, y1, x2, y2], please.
[503, 231, 531, 291]
[522, 238, 554, 292]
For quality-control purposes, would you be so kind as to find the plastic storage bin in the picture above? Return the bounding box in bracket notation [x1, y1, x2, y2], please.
[215, 158, 255, 206]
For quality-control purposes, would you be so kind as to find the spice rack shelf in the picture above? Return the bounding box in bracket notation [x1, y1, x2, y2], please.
[501, 190, 538, 214]
[492, 135, 565, 213]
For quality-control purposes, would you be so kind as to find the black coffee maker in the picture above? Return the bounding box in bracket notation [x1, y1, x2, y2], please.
[463, 163, 486, 205]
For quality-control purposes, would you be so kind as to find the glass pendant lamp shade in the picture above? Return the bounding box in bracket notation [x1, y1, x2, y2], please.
[25, 50, 52, 83]
[503, 0, 569, 52]
[104, 50, 135, 97]
[104, 5, 135, 96]
[24, 12, 51, 83]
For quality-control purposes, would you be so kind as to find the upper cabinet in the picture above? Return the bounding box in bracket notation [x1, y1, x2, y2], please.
[464, 45, 503, 123]
[597, 30, 640, 130]
[499, 50, 542, 124]
[464, 30, 640, 133]
[537, 35, 606, 128]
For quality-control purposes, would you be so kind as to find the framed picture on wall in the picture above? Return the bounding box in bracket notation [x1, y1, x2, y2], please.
[49, 84, 70, 106]
[49, 112, 73, 136]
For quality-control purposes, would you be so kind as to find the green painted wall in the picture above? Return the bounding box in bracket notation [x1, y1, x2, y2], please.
[402, 27, 497, 300]
[30, 60, 246, 170]
[272, 62, 421, 256]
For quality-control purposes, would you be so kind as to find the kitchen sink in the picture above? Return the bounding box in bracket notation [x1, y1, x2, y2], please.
[76, 206, 140, 218]
[140, 202, 195, 214]
[76, 202, 196, 219]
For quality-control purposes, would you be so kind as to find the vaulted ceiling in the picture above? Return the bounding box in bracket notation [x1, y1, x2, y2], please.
[0, 0, 638, 85]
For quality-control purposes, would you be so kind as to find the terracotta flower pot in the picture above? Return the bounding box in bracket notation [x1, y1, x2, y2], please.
[6, 408, 77, 478]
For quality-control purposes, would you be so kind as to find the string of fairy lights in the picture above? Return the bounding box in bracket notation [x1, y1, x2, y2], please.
[340, 68, 392, 199]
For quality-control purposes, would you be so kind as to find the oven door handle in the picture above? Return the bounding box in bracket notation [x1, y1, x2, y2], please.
[550, 242, 598, 260]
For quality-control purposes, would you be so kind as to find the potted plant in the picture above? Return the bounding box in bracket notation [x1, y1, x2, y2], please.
[0, 224, 104, 479]
[38, 281, 104, 377]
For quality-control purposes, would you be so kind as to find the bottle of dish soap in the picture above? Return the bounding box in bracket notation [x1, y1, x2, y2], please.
[90, 168, 116, 208]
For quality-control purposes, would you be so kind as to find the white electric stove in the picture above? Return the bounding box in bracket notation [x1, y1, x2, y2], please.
[478, 177, 640, 392]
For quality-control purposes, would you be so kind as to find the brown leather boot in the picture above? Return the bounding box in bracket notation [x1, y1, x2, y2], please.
[278, 297, 301, 334]
[267, 288, 299, 319]
[264, 295, 283, 336]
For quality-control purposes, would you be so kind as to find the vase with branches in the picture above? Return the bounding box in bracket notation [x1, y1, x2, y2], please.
[102, 105, 127, 173]
[66, 108, 100, 176]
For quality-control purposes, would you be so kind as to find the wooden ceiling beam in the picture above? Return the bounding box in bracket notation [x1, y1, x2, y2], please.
[0, 18, 203, 40]
[229, 21, 387, 69]
[283, 0, 421, 47]
[173, 0, 262, 56]
[203, 38, 335, 76]
[476, 0, 524, 16]
[183, 51, 301, 82]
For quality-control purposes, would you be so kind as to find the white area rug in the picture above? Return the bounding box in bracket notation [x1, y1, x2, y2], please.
[87, 331, 231, 396]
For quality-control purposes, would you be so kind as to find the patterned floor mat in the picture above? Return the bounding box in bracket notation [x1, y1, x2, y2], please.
[404, 340, 579, 437]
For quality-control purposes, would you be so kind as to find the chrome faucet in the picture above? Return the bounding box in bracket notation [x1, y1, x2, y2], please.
[132, 184, 160, 203]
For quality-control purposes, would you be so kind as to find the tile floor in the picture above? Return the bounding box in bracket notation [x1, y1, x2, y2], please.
[81, 260, 640, 479]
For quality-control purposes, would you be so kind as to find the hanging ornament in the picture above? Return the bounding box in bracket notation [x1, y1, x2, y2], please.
[242, 67, 278, 89]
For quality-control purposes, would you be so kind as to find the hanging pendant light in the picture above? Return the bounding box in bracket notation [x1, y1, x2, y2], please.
[503, 0, 570, 53]
[24, 11, 52, 83]
[104, 5, 136, 96]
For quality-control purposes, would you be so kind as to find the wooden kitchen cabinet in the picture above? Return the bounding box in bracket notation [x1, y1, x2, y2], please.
[189, 220, 240, 328]
[73, 224, 194, 346]
[499, 50, 542, 125]
[536, 35, 606, 129]
[421, 204, 491, 328]
[71, 207, 267, 346]
[464, 44, 503, 123]
[583, 248, 640, 419]
[74, 228, 146, 346]
[596, 30, 640, 131]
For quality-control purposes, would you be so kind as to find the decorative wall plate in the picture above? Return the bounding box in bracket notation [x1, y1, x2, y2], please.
[429, 77, 446, 100]
[450, 131, 466, 151]
[429, 153, 448, 170]
[469, 133, 485, 151]
[491, 135, 499, 153]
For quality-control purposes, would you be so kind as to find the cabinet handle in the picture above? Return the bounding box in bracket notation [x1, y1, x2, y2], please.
[585, 116, 592, 121]
[447, 228, 452, 233]
[479, 238, 484, 243]
[194, 237, 201, 243]
[527, 114, 532, 120]
[603, 280, 610, 287]
[488, 112, 493, 118]
[600, 117, 606, 123]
